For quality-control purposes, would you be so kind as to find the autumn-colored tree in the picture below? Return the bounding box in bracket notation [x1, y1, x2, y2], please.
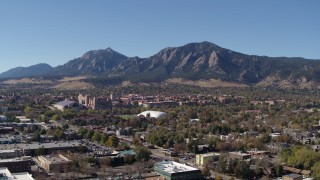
[134, 145, 151, 162]
[106, 135, 119, 147]
[91, 131, 101, 142]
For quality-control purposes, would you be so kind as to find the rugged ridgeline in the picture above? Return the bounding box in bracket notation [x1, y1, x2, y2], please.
[1, 42, 320, 88]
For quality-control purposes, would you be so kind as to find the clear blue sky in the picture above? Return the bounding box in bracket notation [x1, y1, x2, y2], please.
[0, 0, 319, 73]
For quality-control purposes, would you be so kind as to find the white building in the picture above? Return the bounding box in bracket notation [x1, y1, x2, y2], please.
[196, 153, 220, 166]
[0, 115, 7, 121]
[53, 100, 78, 111]
[154, 161, 202, 180]
[0, 167, 34, 180]
[137, 111, 167, 119]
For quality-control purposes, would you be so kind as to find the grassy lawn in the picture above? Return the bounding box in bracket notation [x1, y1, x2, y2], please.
[118, 114, 136, 120]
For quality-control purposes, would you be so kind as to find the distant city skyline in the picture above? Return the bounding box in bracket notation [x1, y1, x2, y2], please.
[0, 0, 319, 73]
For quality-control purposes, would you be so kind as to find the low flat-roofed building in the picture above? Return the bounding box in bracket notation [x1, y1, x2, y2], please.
[0, 127, 13, 134]
[0, 167, 34, 180]
[265, 142, 289, 153]
[247, 150, 270, 159]
[282, 173, 303, 180]
[0, 141, 84, 156]
[53, 100, 79, 111]
[162, 148, 178, 157]
[229, 151, 251, 160]
[0, 156, 31, 173]
[0, 169, 33, 180]
[154, 161, 202, 180]
[0, 115, 7, 121]
[311, 145, 320, 152]
[0, 137, 15, 144]
[196, 153, 220, 166]
[0, 149, 23, 159]
[19, 119, 32, 123]
[37, 154, 70, 172]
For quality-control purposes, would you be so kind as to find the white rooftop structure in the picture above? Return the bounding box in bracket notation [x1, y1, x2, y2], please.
[0, 115, 7, 121]
[0, 167, 34, 180]
[155, 161, 198, 174]
[15, 116, 26, 120]
[137, 111, 167, 119]
[53, 100, 77, 111]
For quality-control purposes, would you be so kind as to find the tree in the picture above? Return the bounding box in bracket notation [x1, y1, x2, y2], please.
[215, 175, 222, 180]
[24, 106, 35, 118]
[134, 146, 151, 162]
[92, 131, 101, 142]
[70, 159, 79, 169]
[62, 109, 76, 120]
[275, 164, 283, 177]
[106, 135, 119, 147]
[253, 159, 264, 176]
[40, 129, 46, 135]
[280, 148, 292, 163]
[207, 137, 220, 150]
[62, 124, 69, 130]
[202, 165, 211, 178]
[35, 147, 45, 156]
[311, 161, 320, 179]
[174, 143, 187, 155]
[54, 128, 63, 140]
[259, 133, 271, 143]
[234, 161, 251, 179]
[85, 129, 94, 140]
[100, 133, 108, 144]
[78, 127, 87, 138]
[216, 154, 227, 173]
[86, 156, 97, 165]
[287, 147, 320, 169]
[52, 114, 60, 121]
[32, 132, 41, 142]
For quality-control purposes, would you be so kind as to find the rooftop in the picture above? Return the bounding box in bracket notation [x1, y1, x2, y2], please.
[154, 161, 199, 174]
[198, 153, 220, 157]
[55, 100, 76, 107]
[137, 111, 167, 119]
[283, 173, 302, 178]
[229, 151, 251, 156]
[119, 150, 136, 156]
[0, 141, 82, 151]
[0, 156, 31, 163]
[39, 154, 70, 164]
[0, 167, 34, 180]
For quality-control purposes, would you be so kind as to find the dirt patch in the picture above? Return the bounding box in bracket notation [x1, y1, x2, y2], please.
[59, 76, 89, 82]
[1, 78, 53, 85]
[166, 78, 248, 88]
[121, 81, 151, 87]
[53, 81, 94, 90]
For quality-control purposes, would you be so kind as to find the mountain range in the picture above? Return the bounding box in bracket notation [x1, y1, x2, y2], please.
[0, 63, 54, 79]
[1, 41, 320, 88]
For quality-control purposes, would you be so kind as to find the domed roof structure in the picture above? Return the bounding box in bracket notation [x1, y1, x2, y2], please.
[137, 111, 167, 119]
